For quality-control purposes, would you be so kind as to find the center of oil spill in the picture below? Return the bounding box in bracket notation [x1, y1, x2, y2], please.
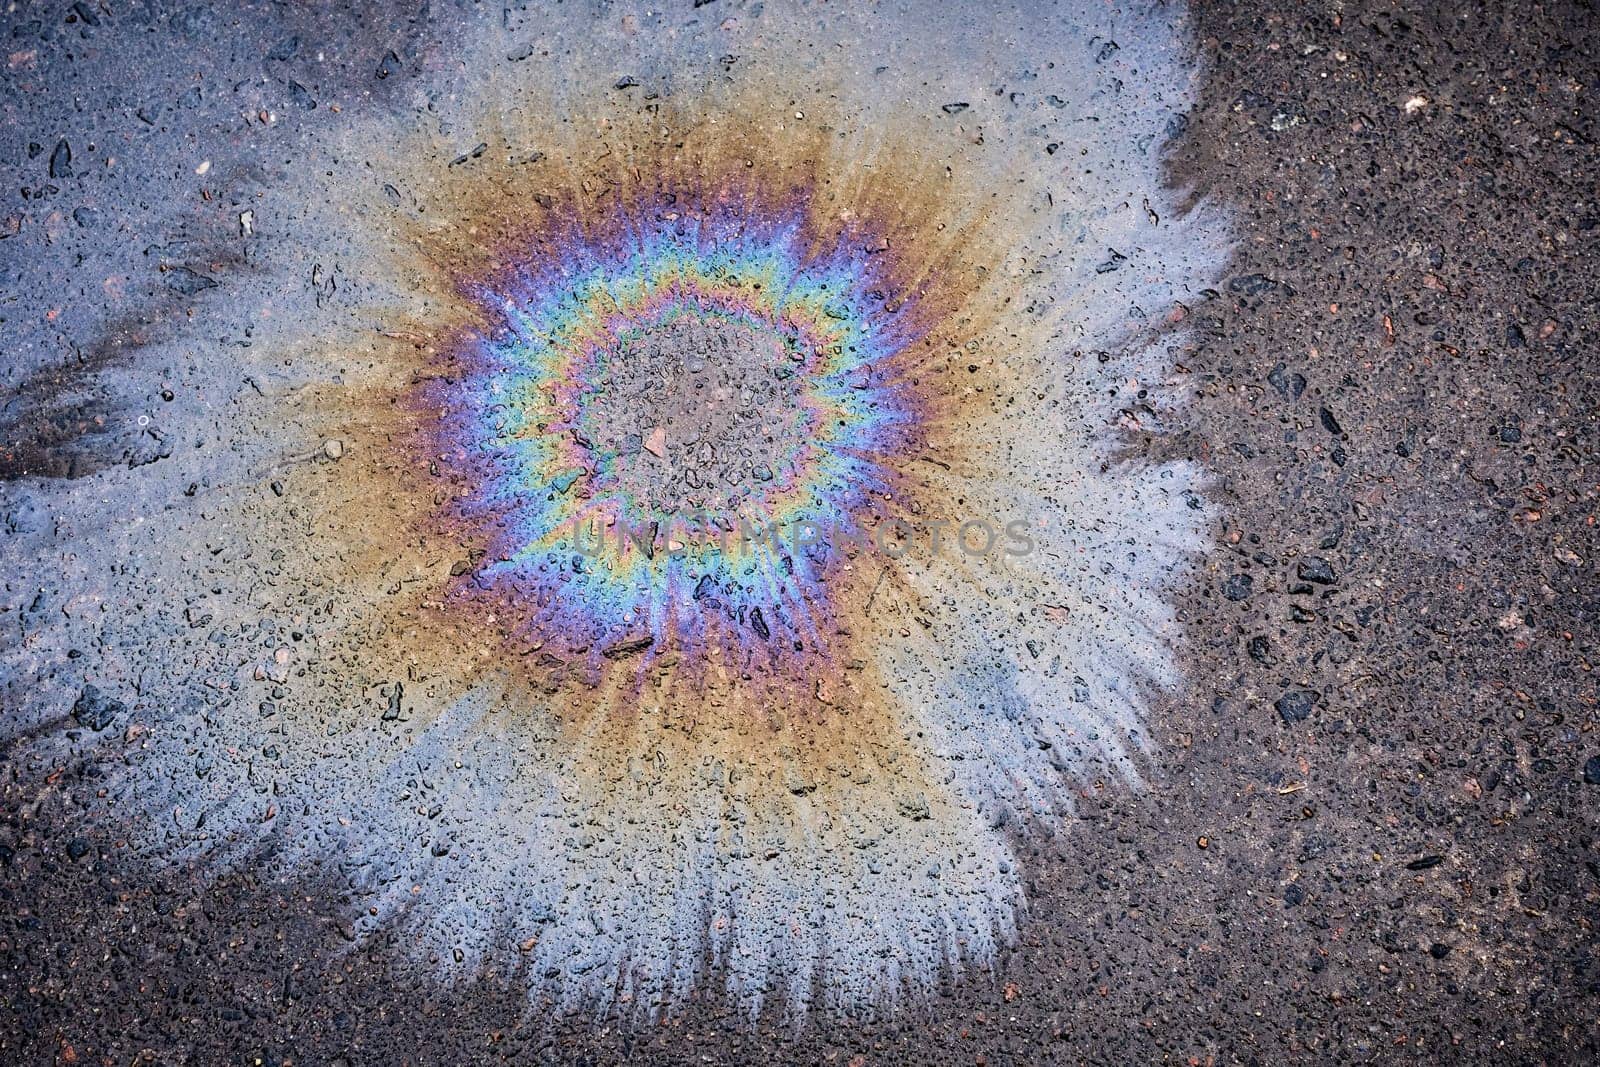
[573, 310, 814, 517]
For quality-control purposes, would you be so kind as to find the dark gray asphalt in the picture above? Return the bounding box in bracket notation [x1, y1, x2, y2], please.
[3, 2, 1598, 1064]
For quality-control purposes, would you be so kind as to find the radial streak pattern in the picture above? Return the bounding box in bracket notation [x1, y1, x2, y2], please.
[0, 0, 1226, 1023]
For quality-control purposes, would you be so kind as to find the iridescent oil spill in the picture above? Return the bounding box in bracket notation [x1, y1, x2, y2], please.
[0, 0, 1227, 1023]
[427, 175, 937, 688]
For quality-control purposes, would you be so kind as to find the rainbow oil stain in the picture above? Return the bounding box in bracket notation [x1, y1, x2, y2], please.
[424, 184, 935, 690]
[0, 0, 1228, 1024]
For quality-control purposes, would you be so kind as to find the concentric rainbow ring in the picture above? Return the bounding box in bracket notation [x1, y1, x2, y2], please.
[420, 187, 935, 682]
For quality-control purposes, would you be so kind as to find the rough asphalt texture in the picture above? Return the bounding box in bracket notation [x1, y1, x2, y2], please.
[580, 315, 810, 516]
[3, 2, 1598, 1063]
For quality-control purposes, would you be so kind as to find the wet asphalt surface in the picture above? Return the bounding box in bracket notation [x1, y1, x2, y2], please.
[3, 1, 1599, 1064]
